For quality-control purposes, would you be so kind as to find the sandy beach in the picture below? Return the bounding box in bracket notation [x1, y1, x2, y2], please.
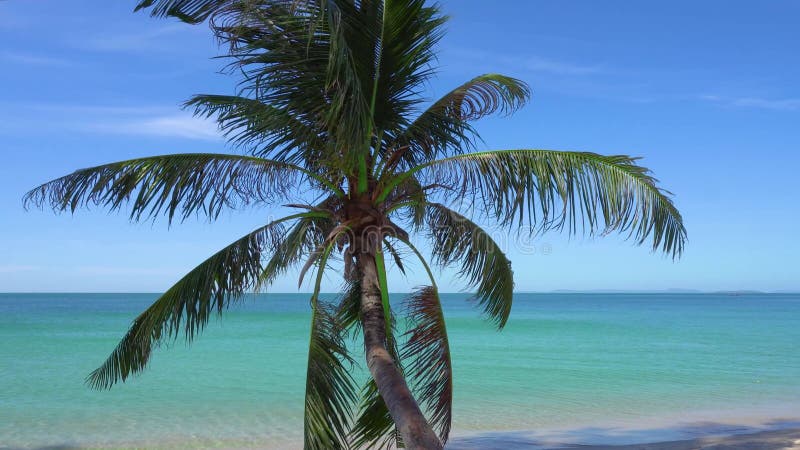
[448, 421, 800, 449]
[446, 429, 800, 449]
[581, 428, 800, 449]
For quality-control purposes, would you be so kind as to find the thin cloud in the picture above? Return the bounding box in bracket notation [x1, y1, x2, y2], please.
[449, 48, 605, 76]
[517, 55, 604, 76]
[1, 102, 222, 141]
[0, 51, 73, 67]
[701, 95, 800, 111]
[78, 24, 206, 53]
[86, 114, 223, 141]
[8, 102, 174, 115]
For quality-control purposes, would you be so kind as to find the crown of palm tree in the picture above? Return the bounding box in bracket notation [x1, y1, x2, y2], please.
[25, 1, 686, 448]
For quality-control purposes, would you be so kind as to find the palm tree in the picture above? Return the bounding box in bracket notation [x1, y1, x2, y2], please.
[25, 1, 686, 449]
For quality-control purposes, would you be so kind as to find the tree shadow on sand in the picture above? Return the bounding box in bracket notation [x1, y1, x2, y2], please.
[447, 419, 800, 449]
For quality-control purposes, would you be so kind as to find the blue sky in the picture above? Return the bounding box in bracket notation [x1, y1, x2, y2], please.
[1, 1, 798, 293]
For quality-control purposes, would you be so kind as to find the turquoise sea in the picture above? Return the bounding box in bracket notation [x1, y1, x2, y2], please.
[1, 293, 799, 449]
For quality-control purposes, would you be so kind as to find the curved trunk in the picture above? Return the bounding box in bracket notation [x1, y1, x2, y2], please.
[356, 239, 443, 450]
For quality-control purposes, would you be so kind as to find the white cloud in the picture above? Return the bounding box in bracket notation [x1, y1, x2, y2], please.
[86, 114, 223, 141]
[1, 102, 223, 141]
[10, 103, 174, 115]
[450, 48, 605, 76]
[701, 95, 800, 111]
[0, 51, 73, 66]
[517, 55, 604, 76]
[78, 24, 206, 53]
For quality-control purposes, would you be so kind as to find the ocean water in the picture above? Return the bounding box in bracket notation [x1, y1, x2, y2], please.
[1, 293, 799, 449]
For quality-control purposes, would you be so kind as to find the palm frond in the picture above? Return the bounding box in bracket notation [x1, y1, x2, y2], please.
[140, 1, 444, 177]
[383, 74, 530, 170]
[134, 0, 240, 23]
[85, 212, 326, 389]
[350, 380, 402, 450]
[139, 0, 372, 171]
[425, 203, 514, 328]
[402, 285, 452, 444]
[369, 0, 447, 138]
[23, 153, 319, 223]
[373, 248, 395, 350]
[383, 239, 406, 276]
[317, 1, 373, 170]
[304, 301, 357, 450]
[185, 95, 328, 167]
[393, 149, 686, 257]
[209, 0, 373, 174]
[258, 205, 337, 290]
[304, 239, 357, 450]
[427, 73, 530, 122]
[336, 279, 362, 332]
[304, 256, 357, 450]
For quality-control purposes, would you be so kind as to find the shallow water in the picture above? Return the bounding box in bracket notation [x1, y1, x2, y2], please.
[1, 293, 798, 448]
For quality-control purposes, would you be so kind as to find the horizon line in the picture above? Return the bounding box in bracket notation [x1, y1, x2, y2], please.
[0, 290, 797, 295]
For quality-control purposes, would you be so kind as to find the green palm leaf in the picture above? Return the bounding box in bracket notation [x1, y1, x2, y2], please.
[388, 149, 686, 257]
[402, 285, 452, 444]
[134, 0, 234, 23]
[185, 95, 327, 165]
[425, 203, 514, 328]
[214, 0, 372, 174]
[335, 280, 361, 333]
[304, 239, 359, 450]
[23, 153, 323, 223]
[258, 208, 336, 290]
[383, 74, 530, 170]
[86, 212, 327, 389]
[394, 237, 454, 442]
[350, 380, 401, 450]
[368, 0, 447, 141]
[383, 239, 406, 276]
[304, 301, 357, 450]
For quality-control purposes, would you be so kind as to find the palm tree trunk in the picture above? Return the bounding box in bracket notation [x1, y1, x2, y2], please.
[357, 241, 443, 450]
